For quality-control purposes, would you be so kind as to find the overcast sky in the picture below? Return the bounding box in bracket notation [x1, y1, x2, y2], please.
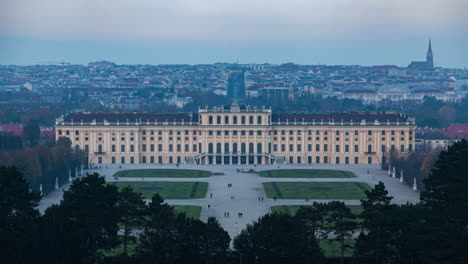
[1, 0, 467, 67]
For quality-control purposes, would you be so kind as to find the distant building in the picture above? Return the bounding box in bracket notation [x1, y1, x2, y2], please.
[55, 103, 416, 165]
[227, 71, 246, 101]
[408, 40, 434, 70]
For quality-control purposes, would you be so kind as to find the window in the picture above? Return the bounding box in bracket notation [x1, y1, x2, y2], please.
[273, 144, 278, 152]
[142, 156, 146, 163]
[75, 130, 79, 135]
[150, 144, 155, 151]
[142, 144, 146, 152]
[217, 116, 221, 124]
[297, 144, 301, 151]
[308, 144, 312, 151]
[335, 145, 340, 152]
[112, 145, 116, 152]
[130, 157, 134, 164]
[391, 130, 395, 135]
[335, 131, 340, 136]
[66, 130, 70, 136]
[225, 116, 229, 124]
[345, 157, 349, 164]
[368, 157, 372, 164]
[382, 145, 386, 153]
[336, 157, 340, 164]
[257, 116, 262, 124]
[324, 156, 328, 163]
[158, 144, 162, 151]
[112, 157, 116, 164]
[368, 130, 372, 135]
[324, 144, 328, 152]
[249, 130, 254, 136]
[241, 116, 246, 124]
[289, 144, 293, 152]
[289, 156, 293, 164]
[208, 116, 213, 124]
[150, 156, 155, 163]
[120, 131, 125, 136]
[85, 145, 89, 152]
[354, 130, 358, 136]
[177, 144, 181, 152]
[316, 156, 320, 163]
[401, 145, 405, 152]
[169, 145, 173, 152]
[121, 145, 125, 152]
[367, 144, 372, 153]
[193, 144, 197, 152]
[185, 144, 189, 151]
[130, 145, 134, 152]
[249, 116, 254, 124]
[354, 156, 359, 164]
[345, 145, 349, 152]
[121, 157, 125, 164]
[281, 144, 286, 152]
[257, 131, 262, 136]
[316, 144, 320, 151]
[233, 116, 238, 124]
[354, 145, 358, 152]
[382, 130, 386, 135]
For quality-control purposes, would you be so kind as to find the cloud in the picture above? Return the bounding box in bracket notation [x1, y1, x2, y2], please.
[1, 0, 467, 42]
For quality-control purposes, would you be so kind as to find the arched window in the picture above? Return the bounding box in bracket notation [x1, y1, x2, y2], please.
[224, 143, 230, 153]
[216, 143, 222, 153]
[257, 116, 262, 125]
[217, 116, 221, 124]
[225, 116, 229, 124]
[241, 116, 246, 124]
[257, 143, 262, 153]
[233, 116, 238, 124]
[98, 144, 103, 153]
[368, 144, 372, 153]
[208, 143, 213, 153]
[241, 143, 246, 153]
[249, 116, 254, 124]
[249, 143, 254, 153]
[233, 143, 238, 153]
[208, 116, 213, 125]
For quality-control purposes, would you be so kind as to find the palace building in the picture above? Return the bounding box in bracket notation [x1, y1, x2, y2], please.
[55, 103, 415, 166]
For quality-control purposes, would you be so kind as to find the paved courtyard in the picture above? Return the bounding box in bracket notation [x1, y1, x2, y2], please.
[38, 163, 420, 239]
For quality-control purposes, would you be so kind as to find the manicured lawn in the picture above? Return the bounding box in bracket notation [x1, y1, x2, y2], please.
[114, 169, 211, 178]
[320, 239, 356, 258]
[271, 205, 364, 216]
[263, 182, 371, 199]
[173, 205, 202, 219]
[259, 169, 356, 178]
[113, 181, 208, 199]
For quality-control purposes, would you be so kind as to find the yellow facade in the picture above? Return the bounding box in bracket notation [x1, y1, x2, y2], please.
[55, 104, 415, 166]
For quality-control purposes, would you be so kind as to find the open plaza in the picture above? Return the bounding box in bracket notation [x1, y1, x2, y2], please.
[38, 163, 420, 240]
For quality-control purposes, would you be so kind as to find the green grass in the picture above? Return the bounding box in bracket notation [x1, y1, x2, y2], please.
[114, 169, 211, 178]
[320, 239, 356, 258]
[263, 182, 371, 199]
[173, 205, 202, 219]
[113, 181, 208, 199]
[259, 169, 356, 178]
[271, 205, 364, 216]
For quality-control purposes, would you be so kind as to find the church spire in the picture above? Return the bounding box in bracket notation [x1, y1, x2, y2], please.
[426, 38, 433, 68]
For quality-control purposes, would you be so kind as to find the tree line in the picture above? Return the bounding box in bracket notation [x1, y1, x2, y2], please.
[1, 139, 467, 264]
[0, 137, 86, 194]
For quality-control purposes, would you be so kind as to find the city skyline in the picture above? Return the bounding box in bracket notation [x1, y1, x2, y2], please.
[1, 0, 467, 67]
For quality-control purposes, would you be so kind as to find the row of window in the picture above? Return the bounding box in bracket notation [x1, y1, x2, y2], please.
[60, 129, 412, 137]
[207, 115, 264, 125]
[96, 155, 373, 165]
[88, 143, 412, 154]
